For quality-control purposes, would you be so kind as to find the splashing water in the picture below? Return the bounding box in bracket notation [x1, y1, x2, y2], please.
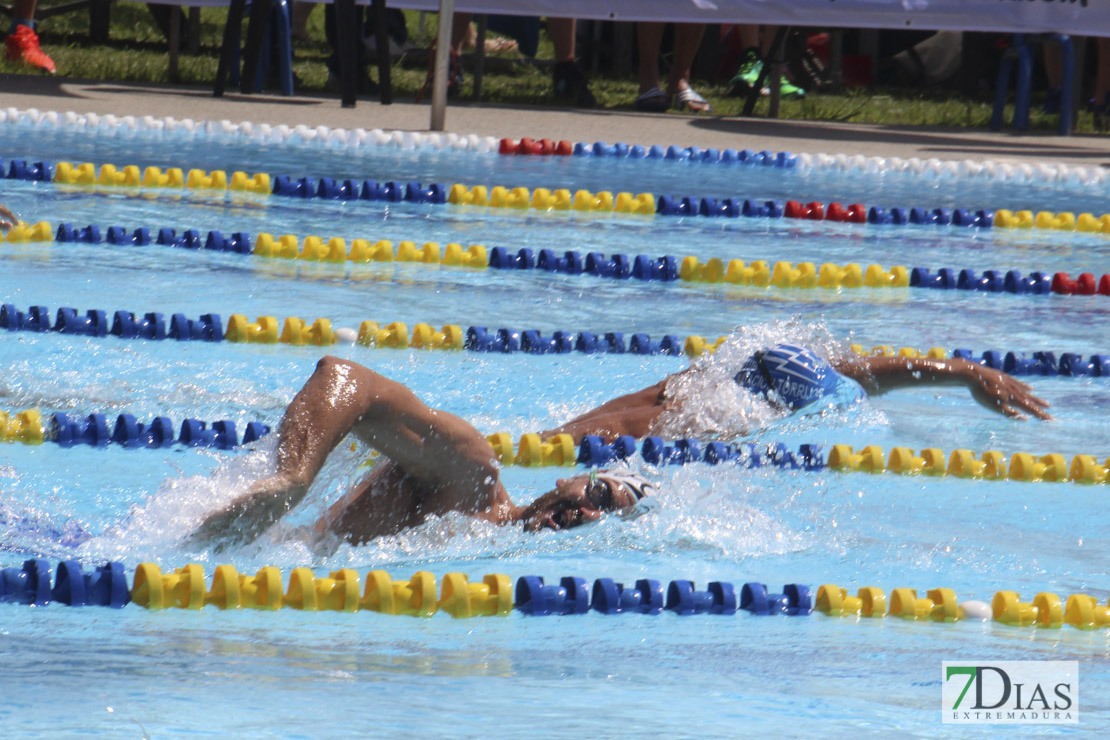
[651, 316, 851, 440]
[51, 317, 882, 570]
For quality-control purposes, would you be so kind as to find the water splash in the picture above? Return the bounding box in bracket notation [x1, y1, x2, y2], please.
[652, 317, 847, 441]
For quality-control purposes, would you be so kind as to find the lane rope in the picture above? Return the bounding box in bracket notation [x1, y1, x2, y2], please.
[488, 433, 1110, 485]
[8, 405, 1106, 486]
[3, 302, 1107, 372]
[8, 149, 1110, 234]
[10, 220, 1110, 299]
[3, 559, 1108, 632]
[0, 408, 269, 449]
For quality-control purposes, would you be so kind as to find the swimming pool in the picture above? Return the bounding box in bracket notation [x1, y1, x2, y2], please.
[1, 110, 1108, 736]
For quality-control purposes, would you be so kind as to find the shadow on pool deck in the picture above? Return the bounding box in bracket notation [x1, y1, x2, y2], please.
[2, 73, 1109, 167]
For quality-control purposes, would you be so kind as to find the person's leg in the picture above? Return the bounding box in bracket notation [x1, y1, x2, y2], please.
[637, 22, 664, 94]
[1094, 38, 1110, 105]
[736, 24, 760, 52]
[634, 22, 670, 110]
[291, 2, 315, 43]
[1043, 43, 1063, 114]
[451, 12, 473, 55]
[549, 17, 575, 62]
[666, 22, 706, 94]
[667, 23, 710, 112]
[11, 0, 35, 26]
[5, 0, 55, 74]
[1091, 38, 1110, 129]
[417, 11, 467, 101]
[550, 17, 595, 106]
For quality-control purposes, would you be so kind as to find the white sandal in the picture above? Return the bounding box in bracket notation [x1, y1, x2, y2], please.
[673, 86, 712, 113]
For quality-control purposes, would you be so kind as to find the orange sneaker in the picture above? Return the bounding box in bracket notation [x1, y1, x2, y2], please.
[4, 25, 55, 75]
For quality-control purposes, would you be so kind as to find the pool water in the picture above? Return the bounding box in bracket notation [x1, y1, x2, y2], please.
[0, 115, 1108, 737]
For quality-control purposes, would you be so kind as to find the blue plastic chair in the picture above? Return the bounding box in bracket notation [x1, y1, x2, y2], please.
[991, 34, 1073, 136]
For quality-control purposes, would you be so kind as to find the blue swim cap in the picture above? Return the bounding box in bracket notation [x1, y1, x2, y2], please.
[734, 344, 840, 409]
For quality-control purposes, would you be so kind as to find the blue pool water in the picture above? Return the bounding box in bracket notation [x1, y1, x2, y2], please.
[1, 115, 1108, 737]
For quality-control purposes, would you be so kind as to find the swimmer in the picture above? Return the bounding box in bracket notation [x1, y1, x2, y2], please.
[190, 356, 656, 549]
[546, 343, 1052, 441]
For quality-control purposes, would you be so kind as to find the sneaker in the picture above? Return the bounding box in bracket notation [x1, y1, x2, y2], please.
[777, 78, 806, 100]
[4, 25, 55, 75]
[727, 49, 763, 96]
[552, 60, 596, 107]
[728, 48, 805, 99]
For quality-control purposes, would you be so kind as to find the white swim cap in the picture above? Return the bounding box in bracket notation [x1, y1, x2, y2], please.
[598, 470, 657, 501]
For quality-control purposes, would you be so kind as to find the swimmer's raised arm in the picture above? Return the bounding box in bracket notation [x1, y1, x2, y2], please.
[544, 378, 671, 442]
[833, 354, 1052, 420]
[190, 356, 513, 548]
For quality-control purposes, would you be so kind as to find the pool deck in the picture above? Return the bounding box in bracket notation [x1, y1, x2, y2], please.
[2, 74, 1109, 168]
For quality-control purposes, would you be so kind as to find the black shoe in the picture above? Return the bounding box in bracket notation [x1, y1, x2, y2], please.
[553, 60, 596, 107]
[325, 69, 379, 96]
[1089, 94, 1110, 132]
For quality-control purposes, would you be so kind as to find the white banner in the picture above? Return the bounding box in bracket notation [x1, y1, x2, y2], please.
[388, 0, 1108, 37]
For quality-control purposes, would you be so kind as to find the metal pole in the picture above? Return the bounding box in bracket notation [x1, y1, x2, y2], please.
[431, 0, 455, 132]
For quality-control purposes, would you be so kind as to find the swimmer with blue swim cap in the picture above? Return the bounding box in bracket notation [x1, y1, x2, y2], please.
[548, 342, 1050, 442]
[191, 347, 1048, 549]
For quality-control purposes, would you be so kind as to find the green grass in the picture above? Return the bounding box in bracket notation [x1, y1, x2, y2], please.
[2, 4, 1103, 133]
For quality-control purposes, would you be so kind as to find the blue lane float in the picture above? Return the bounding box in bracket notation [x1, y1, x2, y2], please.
[911, 267, 1052, 293]
[0, 559, 129, 607]
[49, 412, 270, 450]
[515, 576, 591, 616]
[740, 583, 813, 616]
[591, 578, 666, 615]
[0, 303, 223, 342]
[576, 435, 829, 471]
[4, 158, 54, 181]
[568, 143, 797, 169]
[954, 349, 1110, 377]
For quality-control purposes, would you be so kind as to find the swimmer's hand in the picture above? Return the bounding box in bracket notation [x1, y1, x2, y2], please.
[963, 363, 1052, 420]
[0, 203, 16, 232]
[840, 355, 1052, 421]
[187, 476, 309, 551]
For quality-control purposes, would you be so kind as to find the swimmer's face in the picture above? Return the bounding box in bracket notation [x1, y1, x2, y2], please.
[521, 472, 640, 532]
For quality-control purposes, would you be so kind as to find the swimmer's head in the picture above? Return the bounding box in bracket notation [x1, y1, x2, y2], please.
[734, 344, 840, 410]
[521, 470, 656, 532]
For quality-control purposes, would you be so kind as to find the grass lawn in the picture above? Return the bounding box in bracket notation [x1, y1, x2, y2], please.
[1, 4, 1102, 134]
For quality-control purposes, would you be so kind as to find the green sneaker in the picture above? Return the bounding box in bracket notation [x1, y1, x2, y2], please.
[777, 78, 806, 100]
[727, 49, 763, 96]
[729, 48, 806, 99]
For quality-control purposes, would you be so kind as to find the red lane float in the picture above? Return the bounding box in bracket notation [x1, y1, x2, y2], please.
[499, 138, 574, 156]
[1051, 272, 1099, 295]
[782, 200, 871, 223]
